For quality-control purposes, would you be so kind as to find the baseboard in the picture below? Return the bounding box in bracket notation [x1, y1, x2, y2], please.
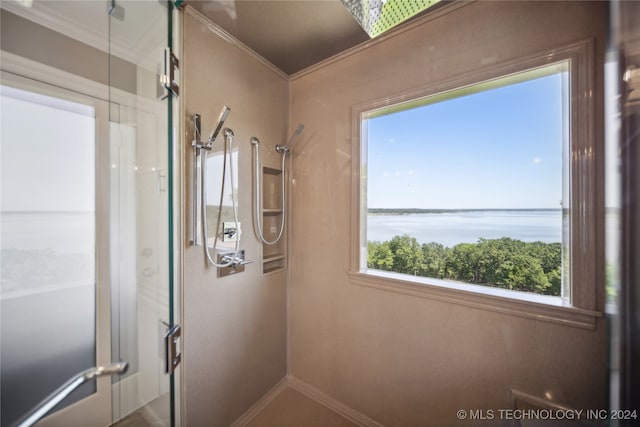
[230, 376, 289, 427]
[288, 376, 385, 427]
[510, 388, 575, 412]
[510, 389, 596, 427]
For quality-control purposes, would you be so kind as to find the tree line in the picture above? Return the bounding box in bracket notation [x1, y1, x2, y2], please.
[368, 235, 562, 296]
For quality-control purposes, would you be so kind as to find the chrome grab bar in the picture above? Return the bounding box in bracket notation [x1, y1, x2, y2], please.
[13, 362, 128, 427]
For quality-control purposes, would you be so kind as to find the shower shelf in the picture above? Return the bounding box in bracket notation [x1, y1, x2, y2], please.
[260, 166, 286, 274]
[263, 263, 285, 275]
[263, 254, 285, 263]
[262, 253, 286, 275]
[262, 208, 282, 215]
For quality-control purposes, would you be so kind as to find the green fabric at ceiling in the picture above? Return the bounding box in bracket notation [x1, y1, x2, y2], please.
[341, 0, 442, 38]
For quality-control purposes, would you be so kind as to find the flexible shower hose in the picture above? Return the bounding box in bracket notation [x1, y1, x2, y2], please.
[253, 143, 287, 245]
[201, 130, 240, 267]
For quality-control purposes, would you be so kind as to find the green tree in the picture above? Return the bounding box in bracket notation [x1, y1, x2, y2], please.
[388, 234, 424, 275]
[492, 253, 547, 292]
[367, 235, 563, 297]
[447, 243, 480, 282]
[421, 242, 449, 279]
[368, 241, 393, 271]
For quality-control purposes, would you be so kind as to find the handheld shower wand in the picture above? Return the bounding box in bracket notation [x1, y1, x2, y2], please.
[202, 126, 240, 268]
[288, 124, 304, 144]
[191, 106, 233, 255]
[208, 106, 231, 144]
[275, 124, 304, 154]
[253, 124, 304, 245]
[192, 105, 229, 152]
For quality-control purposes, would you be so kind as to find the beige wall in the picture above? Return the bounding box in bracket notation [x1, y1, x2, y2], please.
[182, 9, 289, 427]
[289, 2, 609, 426]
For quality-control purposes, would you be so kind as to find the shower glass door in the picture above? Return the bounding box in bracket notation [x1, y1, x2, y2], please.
[109, 1, 178, 426]
[0, 0, 178, 425]
[0, 73, 112, 427]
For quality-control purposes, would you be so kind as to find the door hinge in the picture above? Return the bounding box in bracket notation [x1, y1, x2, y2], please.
[161, 47, 179, 98]
[164, 323, 181, 374]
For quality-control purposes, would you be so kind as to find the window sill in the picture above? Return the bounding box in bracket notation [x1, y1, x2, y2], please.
[349, 270, 601, 330]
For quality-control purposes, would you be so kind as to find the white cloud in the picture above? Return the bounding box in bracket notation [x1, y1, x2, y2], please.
[533, 157, 542, 164]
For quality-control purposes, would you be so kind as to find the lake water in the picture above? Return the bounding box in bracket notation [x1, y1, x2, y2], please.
[367, 210, 562, 247]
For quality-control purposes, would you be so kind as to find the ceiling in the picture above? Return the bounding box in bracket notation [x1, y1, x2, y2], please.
[187, 0, 371, 75]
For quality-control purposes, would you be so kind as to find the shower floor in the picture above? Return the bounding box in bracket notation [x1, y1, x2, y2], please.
[111, 385, 357, 426]
[246, 386, 358, 427]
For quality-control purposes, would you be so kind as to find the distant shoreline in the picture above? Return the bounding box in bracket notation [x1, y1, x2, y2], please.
[368, 208, 562, 216]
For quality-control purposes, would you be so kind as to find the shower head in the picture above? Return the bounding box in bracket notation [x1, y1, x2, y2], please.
[208, 106, 231, 142]
[276, 124, 304, 154]
[286, 124, 304, 146]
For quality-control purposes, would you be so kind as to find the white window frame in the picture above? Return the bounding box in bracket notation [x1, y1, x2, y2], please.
[349, 40, 602, 329]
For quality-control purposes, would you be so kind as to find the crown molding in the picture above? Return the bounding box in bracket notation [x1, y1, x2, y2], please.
[1, 0, 109, 53]
[1, 0, 165, 67]
[185, 5, 289, 81]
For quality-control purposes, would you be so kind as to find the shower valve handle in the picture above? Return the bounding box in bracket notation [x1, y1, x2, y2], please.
[221, 255, 253, 268]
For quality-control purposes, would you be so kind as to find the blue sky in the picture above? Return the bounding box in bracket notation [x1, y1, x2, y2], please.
[367, 73, 566, 209]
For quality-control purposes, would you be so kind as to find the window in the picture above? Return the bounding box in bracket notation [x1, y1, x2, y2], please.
[351, 41, 599, 327]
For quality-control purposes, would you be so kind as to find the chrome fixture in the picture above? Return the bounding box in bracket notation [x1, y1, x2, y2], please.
[191, 107, 249, 273]
[161, 47, 180, 98]
[191, 106, 231, 246]
[217, 249, 252, 278]
[340, 0, 441, 38]
[14, 363, 128, 427]
[209, 106, 231, 143]
[200, 125, 242, 268]
[274, 144, 289, 154]
[275, 124, 304, 154]
[192, 113, 202, 245]
[107, 0, 125, 21]
[192, 106, 230, 152]
[164, 324, 181, 374]
[251, 125, 304, 245]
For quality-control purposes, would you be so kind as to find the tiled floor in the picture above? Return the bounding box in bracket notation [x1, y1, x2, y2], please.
[112, 386, 356, 427]
[246, 386, 358, 427]
[111, 395, 169, 427]
[111, 411, 152, 427]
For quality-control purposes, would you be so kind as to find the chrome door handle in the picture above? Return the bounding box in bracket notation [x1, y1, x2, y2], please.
[13, 362, 128, 427]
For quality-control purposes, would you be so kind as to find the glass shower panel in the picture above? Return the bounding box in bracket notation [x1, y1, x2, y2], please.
[0, 84, 97, 426]
[109, 1, 175, 425]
